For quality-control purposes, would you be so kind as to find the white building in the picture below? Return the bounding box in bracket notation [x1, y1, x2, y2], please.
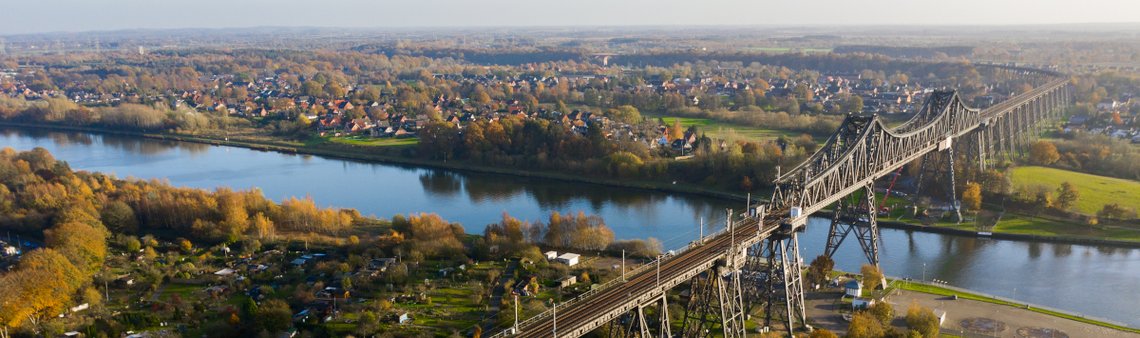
[845, 280, 863, 297]
[556, 253, 581, 266]
[544, 251, 558, 260]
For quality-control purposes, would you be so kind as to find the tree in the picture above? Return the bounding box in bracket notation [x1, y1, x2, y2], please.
[868, 301, 894, 325]
[605, 105, 642, 124]
[258, 299, 292, 333]
[178, 238, 193, 254]
[905, 302, 940, 337]
[1055, 181, 1080, 211]
[1029, 141, 1060, 165]
[101, 200, 138, 233]
[806, 255, 835, 287]
[961, 182, 982, 212]
[861, 264, 884, 291]
[808, 328, 838, 338]
[669, 119, 684, 141]
[847, 311, 885, 338]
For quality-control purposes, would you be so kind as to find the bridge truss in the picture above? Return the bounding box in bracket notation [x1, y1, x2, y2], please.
[493, 65, 1071, 338]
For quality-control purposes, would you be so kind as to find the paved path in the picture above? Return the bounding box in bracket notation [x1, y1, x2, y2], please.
[804, 286, 1140, 338]
[889, 289, 1140, 338]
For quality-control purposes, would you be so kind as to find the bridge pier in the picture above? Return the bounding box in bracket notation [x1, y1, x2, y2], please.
[824, 181, 881, 266]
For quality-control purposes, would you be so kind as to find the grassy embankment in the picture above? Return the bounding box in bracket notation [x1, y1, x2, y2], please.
[1009, 166, 1140, 215]
[873, 166, 1140, 243]
[896, 281, 1140, 334]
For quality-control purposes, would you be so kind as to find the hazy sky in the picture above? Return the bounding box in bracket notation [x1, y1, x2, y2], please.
[3, 0, 1139, 35]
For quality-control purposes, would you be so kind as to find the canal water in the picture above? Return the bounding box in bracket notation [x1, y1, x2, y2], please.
[3, 127, 1139, 327]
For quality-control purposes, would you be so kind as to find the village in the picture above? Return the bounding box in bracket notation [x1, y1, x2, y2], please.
[50, 229, 634, 337]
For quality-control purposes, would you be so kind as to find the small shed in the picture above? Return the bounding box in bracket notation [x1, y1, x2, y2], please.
[556, 253, 580, 266]
[845, 280, 863, 297]
[852, 297, 875, 310]
[398, 312, 412, 324]
[933, 309, 947, 325]
[558, 275, 578, 288]
[544, 251, 558, 260]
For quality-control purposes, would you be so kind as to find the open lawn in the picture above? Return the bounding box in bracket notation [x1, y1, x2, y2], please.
[1010, 166, 1140, 214]
[652, 115, 815, 142]
[329, 135, 419, 147]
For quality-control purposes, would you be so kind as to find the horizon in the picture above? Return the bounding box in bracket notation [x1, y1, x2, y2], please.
[3, 0, 1140, 36]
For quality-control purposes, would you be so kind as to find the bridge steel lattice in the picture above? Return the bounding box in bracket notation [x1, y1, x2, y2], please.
[492, 66, 1070, 338]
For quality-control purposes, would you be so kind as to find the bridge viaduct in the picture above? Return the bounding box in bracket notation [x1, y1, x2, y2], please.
[493, 65, 1071, 338]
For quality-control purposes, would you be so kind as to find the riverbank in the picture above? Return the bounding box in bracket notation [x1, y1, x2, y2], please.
[892, 280, 1140, 335]
[5, 121, 1140, 249]
[0, 121, 749, 201]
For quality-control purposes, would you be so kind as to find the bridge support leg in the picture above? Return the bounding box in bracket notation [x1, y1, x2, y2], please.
[824, 182, 880, 266]
[761, 233, 806, 337]
[679, 268, 746, 338]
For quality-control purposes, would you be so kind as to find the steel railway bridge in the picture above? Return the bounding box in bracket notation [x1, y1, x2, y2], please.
[492, 65, 1071, 338]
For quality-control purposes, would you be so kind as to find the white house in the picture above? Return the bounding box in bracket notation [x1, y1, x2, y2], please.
[544, 251, 558, 260]
[556, 253, 580, 266]
[845, 280, 863, 297]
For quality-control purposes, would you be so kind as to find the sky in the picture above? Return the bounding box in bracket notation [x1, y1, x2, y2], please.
[2, 0, 1139, 35]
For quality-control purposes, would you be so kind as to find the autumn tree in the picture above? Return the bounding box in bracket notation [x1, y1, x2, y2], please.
[1029, 141, 1060, 165]
[961, 182, 982, 212]
[1055, 181, 1080, 211]
[669, 118, 684, 141]
[808, 329, 839, 338]
[846, 311, 885, 338]
[867, 301, 894, 325]
[905, 302, 940, 337]
[861, 264, 884, 291]
[806, 255, 835, 287]
[605, 105, 642, 124]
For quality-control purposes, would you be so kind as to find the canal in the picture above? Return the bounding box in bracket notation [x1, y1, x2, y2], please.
[3, 127, 1138, 327]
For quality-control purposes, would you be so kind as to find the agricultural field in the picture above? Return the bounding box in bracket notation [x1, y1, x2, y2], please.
[652, 115, 815, 142]
[1009, 166, 1140, 214]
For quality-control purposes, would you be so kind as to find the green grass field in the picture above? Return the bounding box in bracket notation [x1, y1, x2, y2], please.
[1009, 166, 1140, 214]
[653, 115, 813, 142]
[329, 135, 419, 147]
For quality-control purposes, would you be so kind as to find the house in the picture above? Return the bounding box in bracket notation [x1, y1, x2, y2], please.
[852, 297, 874, 310]
[70, 303, 90, 313]
[544, 251, 558, 260]
[370, 258, 398, 271]
[398, 312, 413, 325]
[845, 280, 863, 297]
[558, 275, 578, 288]
[556, 253, 580, 266]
